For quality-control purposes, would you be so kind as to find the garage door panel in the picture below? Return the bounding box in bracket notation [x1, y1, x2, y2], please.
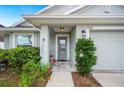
[95, 42, 124, 47]
[96, 52, 124, 58]
[97, 58, 124, 63]
[91, 30, 124, 70]
[94, 62, 124, 70]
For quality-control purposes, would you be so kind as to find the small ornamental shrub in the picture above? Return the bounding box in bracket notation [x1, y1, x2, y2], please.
[8, 47, 41, 73]
[75, 38, 97, 75]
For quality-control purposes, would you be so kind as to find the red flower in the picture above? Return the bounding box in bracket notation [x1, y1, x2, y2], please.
[51, 59, 57, 64]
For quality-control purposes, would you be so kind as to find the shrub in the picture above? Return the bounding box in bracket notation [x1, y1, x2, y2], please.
[0, 48, 4, 53]
[8, 47, 41, 73]
[19, 60, 49, 87]
[75, 38, 97, 75]
[0, 49, 9, 66]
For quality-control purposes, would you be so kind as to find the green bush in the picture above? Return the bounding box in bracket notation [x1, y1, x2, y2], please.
[19, 60, 49, 87]
[8, 47, 41, 73]
[0, 48, 4, 53]
[0, 47, 49, 87]
[75, 38, 97, 75]
[0, 49, 5, 62]
[0, 49, 9, 65]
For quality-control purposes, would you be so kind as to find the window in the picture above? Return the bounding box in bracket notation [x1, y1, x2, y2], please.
[60, 39, 66, 49]
[15, 34, 32, 47]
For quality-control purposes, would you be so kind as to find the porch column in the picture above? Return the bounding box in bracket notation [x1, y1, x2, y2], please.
[40, 25, 50, 65]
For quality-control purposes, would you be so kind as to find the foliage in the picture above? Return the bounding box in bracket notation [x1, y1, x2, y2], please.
[7, 47, 41, 73]
[0, 49, 9, 66]
[0, 48, 4, 53]
[75, 38, 97, 75]
[0, 47, 49, 87]
[0, 80, 12, 87]
[19, 60, 49, 87]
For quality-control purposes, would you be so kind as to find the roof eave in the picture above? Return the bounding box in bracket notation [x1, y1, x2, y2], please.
[0, 27, 38, 33]
[23, 15, 124, 27]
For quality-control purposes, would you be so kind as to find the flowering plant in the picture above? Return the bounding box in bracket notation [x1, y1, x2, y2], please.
[49, 55, 57, 67]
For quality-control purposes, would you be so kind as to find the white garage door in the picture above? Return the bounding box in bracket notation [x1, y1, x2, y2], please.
[91, 30, 124, 70]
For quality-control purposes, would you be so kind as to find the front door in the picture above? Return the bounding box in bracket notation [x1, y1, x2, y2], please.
[58, 37, 67, 61]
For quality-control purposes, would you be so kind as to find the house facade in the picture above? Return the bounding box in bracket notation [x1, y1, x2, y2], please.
[0, 5, 124, 71]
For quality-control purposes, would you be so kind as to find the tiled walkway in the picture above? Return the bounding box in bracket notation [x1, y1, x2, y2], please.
[46, 72, 74, 87]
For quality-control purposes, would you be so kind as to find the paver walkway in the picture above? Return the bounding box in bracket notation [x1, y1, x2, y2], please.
[52, 62, 73, 72]
[46, 72, 74, 87]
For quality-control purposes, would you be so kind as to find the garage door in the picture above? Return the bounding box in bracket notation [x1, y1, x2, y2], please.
[91, 30, 124, 70]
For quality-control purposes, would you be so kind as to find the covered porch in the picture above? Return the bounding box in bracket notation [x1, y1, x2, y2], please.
[39, 24, 78, 70]
[49, 25, 76, 64]
[38, 24, 89, 71]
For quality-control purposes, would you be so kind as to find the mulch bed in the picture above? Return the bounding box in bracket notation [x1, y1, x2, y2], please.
[72, 72, 102, 87]
[0, 68, 49, 87]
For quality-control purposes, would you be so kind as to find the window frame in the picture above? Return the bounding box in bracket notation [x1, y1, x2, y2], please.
[13, 33, 34, 48]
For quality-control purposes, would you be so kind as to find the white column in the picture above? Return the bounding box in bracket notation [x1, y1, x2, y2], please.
[40, 25, 50, 64]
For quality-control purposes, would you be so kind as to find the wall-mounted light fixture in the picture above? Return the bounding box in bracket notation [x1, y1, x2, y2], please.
[82, 30, 86, 37]
[60, 27, 64, 32]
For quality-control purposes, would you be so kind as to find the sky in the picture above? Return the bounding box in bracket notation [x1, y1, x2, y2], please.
[0, 5, 48, 27]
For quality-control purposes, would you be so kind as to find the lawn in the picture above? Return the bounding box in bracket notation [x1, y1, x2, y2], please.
[72, 72, 102, 87]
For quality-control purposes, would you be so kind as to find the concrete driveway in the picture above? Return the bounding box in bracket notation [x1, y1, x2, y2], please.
[93, 73, 124, 87]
